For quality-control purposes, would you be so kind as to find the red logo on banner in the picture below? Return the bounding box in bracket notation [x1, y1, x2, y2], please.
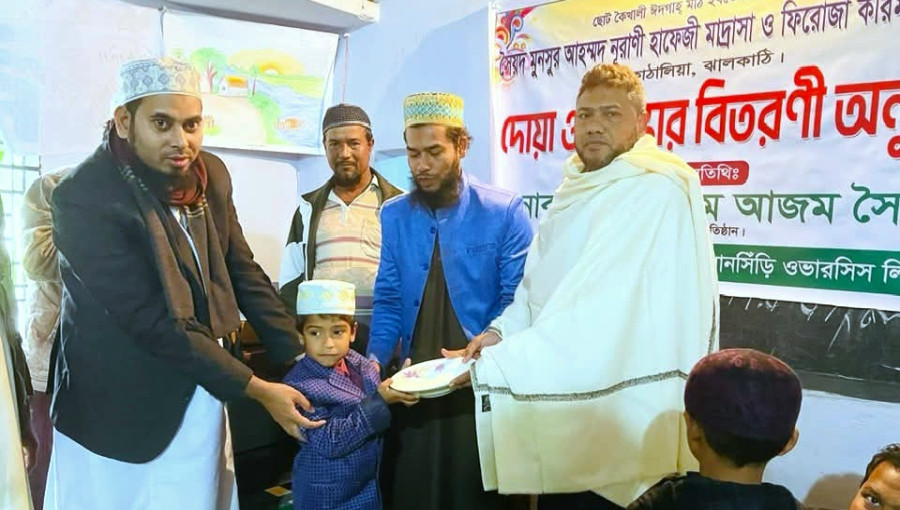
[689, 161, 750, 186]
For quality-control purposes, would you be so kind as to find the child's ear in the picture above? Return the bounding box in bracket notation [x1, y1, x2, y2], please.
[683, 411, 707, 457]
[349, 321, 358, 343]
[683, 412, 702, 441]
[778, 428, 800, 457]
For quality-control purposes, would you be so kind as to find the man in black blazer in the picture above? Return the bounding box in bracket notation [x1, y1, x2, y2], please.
[45, 57, 322, 509]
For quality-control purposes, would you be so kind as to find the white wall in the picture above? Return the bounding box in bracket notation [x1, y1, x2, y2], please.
[766, 390, 900, 510]
[296, 0, 494, 186]
[215, 150, 305, 281]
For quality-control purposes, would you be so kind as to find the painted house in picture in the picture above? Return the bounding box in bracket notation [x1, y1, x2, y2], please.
[220, 75, 249, 96]
[277, 117, 302, 130]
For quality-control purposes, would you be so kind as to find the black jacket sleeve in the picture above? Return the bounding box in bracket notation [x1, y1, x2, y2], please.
[213, 157, 303, 364]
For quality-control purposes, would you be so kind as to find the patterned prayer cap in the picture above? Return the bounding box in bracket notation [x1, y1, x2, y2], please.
[322, 104, 372, 134]
[403, 92, 465, 129]
[685, 348, 802, 442]
[112, 58, 201, 109]
[296, 280, 356, 316]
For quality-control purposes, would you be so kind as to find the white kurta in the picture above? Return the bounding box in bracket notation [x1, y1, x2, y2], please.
[1, 333, 33, 510]
[44, 384, 238, 510]
[473, 135, 719, 506]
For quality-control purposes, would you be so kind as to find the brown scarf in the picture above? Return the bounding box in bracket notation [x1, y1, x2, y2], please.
[105, 120, 241, 341]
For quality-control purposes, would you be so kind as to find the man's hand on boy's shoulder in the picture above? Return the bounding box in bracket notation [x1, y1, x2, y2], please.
[377, 378, 419, 406]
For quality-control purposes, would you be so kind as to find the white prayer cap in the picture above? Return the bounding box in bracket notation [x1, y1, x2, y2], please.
[111, 57, 201, 111]
[296, 280, 356, 316]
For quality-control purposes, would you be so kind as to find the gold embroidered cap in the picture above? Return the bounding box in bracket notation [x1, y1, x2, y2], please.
[403, 92, 465, 129]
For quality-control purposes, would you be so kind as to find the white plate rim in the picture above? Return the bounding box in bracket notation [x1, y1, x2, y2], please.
[388, 357, 472, 393]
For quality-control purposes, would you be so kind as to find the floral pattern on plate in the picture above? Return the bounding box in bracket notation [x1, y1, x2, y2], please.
[390, 357, 473, 395]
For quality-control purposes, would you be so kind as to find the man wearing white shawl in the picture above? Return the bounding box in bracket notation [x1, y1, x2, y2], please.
[448, 63, 719, 509]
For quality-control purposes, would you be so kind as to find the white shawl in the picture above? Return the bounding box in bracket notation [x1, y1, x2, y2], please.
[473, 135, 718, 506]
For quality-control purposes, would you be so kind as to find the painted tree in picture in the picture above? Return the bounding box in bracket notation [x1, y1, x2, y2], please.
[190, 47, 228, 93]
[250, 65, 259, 96]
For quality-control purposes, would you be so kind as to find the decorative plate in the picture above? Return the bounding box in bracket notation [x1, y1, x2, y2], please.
[389, 357, 473, 397]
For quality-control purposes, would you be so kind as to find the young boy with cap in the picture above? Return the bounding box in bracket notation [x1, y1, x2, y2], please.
[284, 280, 417, 510]
[628, 348, 804, 510]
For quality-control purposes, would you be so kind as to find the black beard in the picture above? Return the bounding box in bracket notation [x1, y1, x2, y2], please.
[412, 169, 463, 210]
[122, 138, 194, 200]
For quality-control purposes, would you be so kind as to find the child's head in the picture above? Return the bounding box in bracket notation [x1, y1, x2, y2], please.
[296, 280, 357, 368]
[683, 348, 802, 469]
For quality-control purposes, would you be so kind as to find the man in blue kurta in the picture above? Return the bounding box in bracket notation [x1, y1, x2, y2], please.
[367, 92, 533, 510]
